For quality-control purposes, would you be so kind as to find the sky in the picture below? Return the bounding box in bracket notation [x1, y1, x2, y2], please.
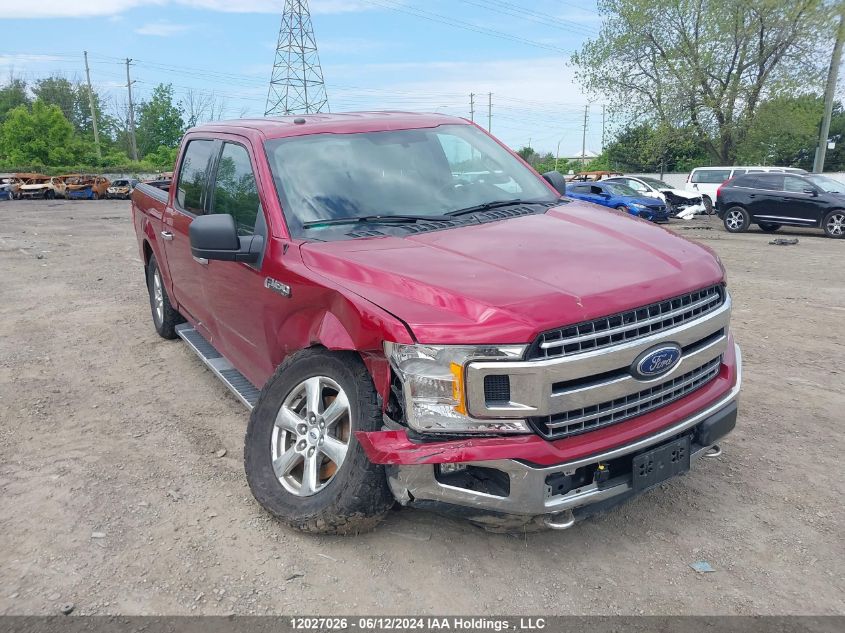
[0, 0, 607, 155]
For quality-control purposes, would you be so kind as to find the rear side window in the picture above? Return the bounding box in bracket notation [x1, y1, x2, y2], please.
[691, 169, 731, 184]
[176, 139, 216, 213]
[730, 175, 757, 188]
[731, 169, 747, 177]
[568, 184, 590, 194]
[754, 175, 784, 191]
[209, 142, 261, 236]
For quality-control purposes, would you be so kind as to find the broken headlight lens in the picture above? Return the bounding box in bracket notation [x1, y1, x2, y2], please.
[384, 342, 530, 434]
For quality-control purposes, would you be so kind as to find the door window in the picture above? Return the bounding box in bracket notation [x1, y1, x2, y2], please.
[209, 142, 261, 236]
[783, 176, 810, 193]
[754, 175, 784, 191]
[176, 139, 216, 214]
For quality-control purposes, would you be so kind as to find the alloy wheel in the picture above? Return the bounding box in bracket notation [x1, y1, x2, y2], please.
[826, 213, 845, 237]
[726, 210, 744, 230]
[152, 269, 164, 324]
[270, 376, 351, 497]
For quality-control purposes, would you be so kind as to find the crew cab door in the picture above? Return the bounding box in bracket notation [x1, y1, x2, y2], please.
[161, 138, 218, 333]
[196, 138, 276, 384]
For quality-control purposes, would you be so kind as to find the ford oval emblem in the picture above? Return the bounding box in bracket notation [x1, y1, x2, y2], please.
[631, 344, 682, 380]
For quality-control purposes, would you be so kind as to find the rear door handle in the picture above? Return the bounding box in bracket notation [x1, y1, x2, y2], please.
[193, 256, 208, 266]
[161, 230, 174, 241]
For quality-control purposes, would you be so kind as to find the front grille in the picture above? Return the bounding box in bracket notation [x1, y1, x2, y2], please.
[530, 357, 721, 440]
[528, 285, 725, 360]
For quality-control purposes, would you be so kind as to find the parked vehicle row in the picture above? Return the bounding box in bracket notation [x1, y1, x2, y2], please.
[0, 173, 141, 200]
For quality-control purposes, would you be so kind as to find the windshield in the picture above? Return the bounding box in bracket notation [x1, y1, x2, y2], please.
[112, 180, 129, 186]
[605, 183, 638, 197]
[640, 177, 671, 189]
[805, 174, 844, 193]
[264, 124, 556, 236]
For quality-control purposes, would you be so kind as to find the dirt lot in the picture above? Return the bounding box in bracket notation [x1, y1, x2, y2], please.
[0, 199, 842, 616]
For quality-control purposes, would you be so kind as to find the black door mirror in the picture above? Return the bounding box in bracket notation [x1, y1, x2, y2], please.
[542, 170, 566, 196]
[189, 213, 263, 263]
[803, 188, 819, 196]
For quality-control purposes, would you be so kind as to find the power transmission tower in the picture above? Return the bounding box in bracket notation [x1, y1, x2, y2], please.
[265, 0, 329, 116]
[83, 51, 101, 160]
[470, 93, 475, 122]
[125, 58, 138, 161]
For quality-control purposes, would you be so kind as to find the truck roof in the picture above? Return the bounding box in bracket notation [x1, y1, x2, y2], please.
[188, 111, 469, 140]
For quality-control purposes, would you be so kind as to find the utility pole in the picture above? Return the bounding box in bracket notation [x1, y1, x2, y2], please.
[601, 104, 606, 151]
[813, 8, 845, 173]
[581, 105, 589, 167]
[487, 92, 492, 133]
[470, 93, 475, 122]
[125, 58, 138, 162]
[83, 51, 101, 160]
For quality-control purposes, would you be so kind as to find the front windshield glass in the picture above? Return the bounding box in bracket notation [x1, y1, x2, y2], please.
[806, 174, 844, 193]
[640, 177, 671, 189]
[265, 124, 556, 236]
[605, 183, 638, 196]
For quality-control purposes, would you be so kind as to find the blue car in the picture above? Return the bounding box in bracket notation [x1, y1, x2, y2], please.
[566, 181, 671, 222]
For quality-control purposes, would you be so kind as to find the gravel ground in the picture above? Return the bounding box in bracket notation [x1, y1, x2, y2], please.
[0, 199, 842, 616]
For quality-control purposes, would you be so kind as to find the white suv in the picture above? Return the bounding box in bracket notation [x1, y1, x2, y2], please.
[686, 166, 806, 211]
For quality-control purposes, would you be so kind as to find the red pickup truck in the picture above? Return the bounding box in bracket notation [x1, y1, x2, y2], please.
[132, 112, 740, 534]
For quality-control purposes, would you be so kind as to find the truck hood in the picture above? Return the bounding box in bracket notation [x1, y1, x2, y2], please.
[300, 203, 724, 345]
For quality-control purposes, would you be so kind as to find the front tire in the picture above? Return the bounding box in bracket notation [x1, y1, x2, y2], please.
[723, 206, 750, 233]
[146, 255, 183, 339]
[615, 204, 630, 215]
[245, 349, 393, 534]
[702, 196, 714, 215]
[758, 222, 781, 233]
[823, 210, 845, 238]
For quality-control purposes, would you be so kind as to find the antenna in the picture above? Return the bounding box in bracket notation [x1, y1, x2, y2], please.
[265, 0, 330, 116]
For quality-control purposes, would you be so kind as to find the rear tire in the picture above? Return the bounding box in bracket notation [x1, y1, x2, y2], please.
[92, 192, 99, 200]
[245, 349, 393, 535]
[822, 210, 845, 238]
[146, 255, 183, 339]
[758, 222, 781, 233]
[723, 206, 750, 233]
[45, 190, 55, 200]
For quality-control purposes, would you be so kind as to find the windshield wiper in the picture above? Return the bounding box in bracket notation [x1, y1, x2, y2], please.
[446, 198, 529, 217]
[302, 214, 453, 229]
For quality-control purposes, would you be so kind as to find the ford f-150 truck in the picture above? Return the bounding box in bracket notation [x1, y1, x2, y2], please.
[131, 112, 741, 534]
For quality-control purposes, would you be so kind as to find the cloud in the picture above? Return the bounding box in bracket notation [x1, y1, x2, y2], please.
[0, 0, 374, 18]
[135, 21, 192, 36]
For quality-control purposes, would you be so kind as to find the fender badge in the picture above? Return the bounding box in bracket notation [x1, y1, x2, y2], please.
[264, 277, 291, 298]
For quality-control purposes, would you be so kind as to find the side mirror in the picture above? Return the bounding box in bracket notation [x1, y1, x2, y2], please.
[542, 170, 566, 196]
[189, 213, 263, 264]
[803, 188, 818, 196]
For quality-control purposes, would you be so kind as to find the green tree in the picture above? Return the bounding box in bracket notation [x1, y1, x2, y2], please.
[0, 100, 77, 166]
[0, 78, 31, 124]
[136, 84, 185, 158]
[573, 0, 831, 164]
[737, 95, 824, 169]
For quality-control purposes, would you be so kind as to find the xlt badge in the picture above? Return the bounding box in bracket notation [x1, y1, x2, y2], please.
[264, 277, 291, 297]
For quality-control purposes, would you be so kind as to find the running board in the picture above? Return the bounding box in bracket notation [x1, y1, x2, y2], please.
[175, 323, 260, 410]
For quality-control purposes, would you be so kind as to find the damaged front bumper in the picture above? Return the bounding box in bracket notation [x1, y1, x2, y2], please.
[361, 345, 741, 530]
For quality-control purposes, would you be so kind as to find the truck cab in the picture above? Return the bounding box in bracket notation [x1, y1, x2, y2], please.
[132, 113, 740, 534]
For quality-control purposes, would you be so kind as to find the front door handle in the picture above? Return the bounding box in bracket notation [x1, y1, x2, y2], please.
[161, 230, 174, 241]
[193, 256, 208, 266]
[749, 194, 756, 198]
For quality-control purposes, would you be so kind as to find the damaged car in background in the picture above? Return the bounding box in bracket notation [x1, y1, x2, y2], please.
[0, 175, 15, 200]
[65, 175, 111, 200]
[17, 174, 66, 199]
[604, 176, 709, 219]
[107, 178, 139, 199]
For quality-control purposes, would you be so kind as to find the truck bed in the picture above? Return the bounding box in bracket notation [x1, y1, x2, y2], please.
[135, 181, 169, 204]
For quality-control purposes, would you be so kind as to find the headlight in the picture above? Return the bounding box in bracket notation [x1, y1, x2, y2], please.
[384, 342, 531, 434]
[630, 203, 647, 209]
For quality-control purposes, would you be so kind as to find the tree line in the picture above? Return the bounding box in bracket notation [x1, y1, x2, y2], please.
[0, 75, 228, 174]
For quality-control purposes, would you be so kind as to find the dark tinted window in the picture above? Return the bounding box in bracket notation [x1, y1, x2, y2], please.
[731, 169, 747, 177]
[730, 175, 758, 188]
[568, 184, 590, 193]
[176, 140, 216, 213]
[752, 174, 784, 191]
[210, 143, 261, 236]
